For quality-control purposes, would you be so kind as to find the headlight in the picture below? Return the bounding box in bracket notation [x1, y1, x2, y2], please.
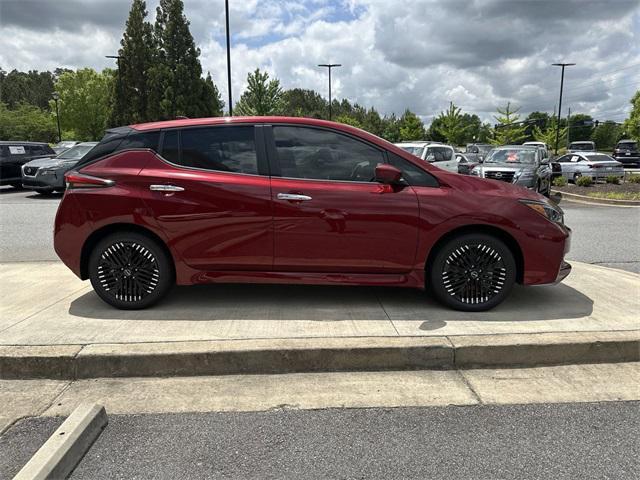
[470, 168, 481, 176]
[519, 199, 564, 224]
[514, 171, 534, 180]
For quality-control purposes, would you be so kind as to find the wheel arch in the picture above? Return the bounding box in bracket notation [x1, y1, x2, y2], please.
[424, 224, 524, 284]
[80, 223, 175, 280]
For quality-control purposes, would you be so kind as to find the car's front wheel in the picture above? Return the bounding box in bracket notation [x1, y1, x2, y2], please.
[428, 233, 516, 311]
[88, 232, 174, 309]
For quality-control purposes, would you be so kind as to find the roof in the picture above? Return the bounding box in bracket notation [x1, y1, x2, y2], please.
[0, 141, 50, 145]
[569, 141, 595, 144]
[494, 145, 537, 149]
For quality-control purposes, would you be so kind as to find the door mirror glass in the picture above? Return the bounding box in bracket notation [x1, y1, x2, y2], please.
[375, 164, 402, 184]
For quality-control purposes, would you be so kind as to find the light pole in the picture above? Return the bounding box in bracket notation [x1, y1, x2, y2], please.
[52, 91, 61, 143]
[552, 62, 575, 154]
[225, 0, 233, 116]
[318, 63, 341, 120]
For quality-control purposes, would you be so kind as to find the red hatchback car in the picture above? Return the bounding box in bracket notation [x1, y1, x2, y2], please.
[54, 116, 571, 311]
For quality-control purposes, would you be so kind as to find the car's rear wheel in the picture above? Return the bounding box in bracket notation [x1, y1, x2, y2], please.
[428, 233, 516, 312]
[572, 172, 581, 183]
[89, 232, 173, 309]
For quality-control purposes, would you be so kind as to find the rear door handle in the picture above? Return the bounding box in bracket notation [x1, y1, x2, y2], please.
[277, 193, 312, 201]
[150, 184, 185, 192]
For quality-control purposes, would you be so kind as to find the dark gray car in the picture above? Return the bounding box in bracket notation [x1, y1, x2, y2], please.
[0, 141, 56, 188]
[470, 145, 552, 196]
[21, 142, 97, 194]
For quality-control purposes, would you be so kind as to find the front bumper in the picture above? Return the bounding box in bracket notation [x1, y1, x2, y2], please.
[21, 169, 66, 190]
[554, 261, 572, 284]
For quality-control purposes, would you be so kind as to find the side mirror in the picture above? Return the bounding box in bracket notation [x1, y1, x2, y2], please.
[375, 164, 402, 184]
[540, 158, 549, 165]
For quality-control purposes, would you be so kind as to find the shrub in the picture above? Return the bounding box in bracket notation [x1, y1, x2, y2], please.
[628, 174, 640, 184]
[576, 176, 593, 187]
[605, 175, 620, 185]
[552, 176, 567, 187]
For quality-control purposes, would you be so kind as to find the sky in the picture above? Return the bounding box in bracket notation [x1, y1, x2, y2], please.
[1, 0, 639, 125]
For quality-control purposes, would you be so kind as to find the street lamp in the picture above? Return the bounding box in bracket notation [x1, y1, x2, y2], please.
[318, 63, 341, 120]
[551, 62, 575, 154]
[225, 0, 233, 116]
[52, 91, 61, 143]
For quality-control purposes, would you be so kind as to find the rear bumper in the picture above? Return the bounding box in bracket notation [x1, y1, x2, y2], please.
[613, 156, 640, 166]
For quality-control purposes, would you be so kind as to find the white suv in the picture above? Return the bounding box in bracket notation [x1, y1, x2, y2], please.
[395, 142, 458, 172]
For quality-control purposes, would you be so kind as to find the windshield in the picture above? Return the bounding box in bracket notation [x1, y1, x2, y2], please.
[57, 144, 95, 160]
[617, 142, 637, 150]
[584, 154, 614, 162]
[477, 145, 492, 154]
[485, 148, 537, 164]
[399, 146, 425, 157]
[570, 143, 595, 151]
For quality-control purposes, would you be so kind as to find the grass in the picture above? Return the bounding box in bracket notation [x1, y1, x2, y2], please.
[586, 191, 640, 201]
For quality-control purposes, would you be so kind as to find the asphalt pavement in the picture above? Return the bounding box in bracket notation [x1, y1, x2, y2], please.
[0, 186, 638, 272]
[1, 402, 638, 479]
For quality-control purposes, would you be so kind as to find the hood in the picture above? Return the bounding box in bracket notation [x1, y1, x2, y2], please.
[476, 162, 530, 172]
[435, 169, 542, 202]
[24, 156, 74, 168]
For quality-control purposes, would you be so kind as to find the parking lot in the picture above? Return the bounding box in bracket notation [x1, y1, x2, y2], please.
[1, 186, 638, 273]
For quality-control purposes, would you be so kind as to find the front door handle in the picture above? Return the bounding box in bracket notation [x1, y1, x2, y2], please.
[277, 193, 312, 201]
[150, 184, 185, 192]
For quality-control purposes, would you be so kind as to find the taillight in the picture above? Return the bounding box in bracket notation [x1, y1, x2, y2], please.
[65, 171, 115, 189]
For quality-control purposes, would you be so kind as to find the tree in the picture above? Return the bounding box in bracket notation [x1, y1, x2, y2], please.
[591, 121, 622, 150]
[148, 0, 208, 120]
[53, 68, 114, 140]
[491, 102, 527, 145]
[567, 113, 594, 143]
[524, 111, 550, 141]
[398, 109, 426, 141]
[334, 114, 363, 128]
[533, 116, 567, 148]
[623, 90, 640, 141]
[280, 88, 327, 118]
[434, 102, 468, 146]
[234, 69, 283, 116]
[0, 69, 55, 110]
[198, 72, 224, 117]
[381, 114, 401, 142]
[0, 102, 57, 142]
[110, 0, 155, 125]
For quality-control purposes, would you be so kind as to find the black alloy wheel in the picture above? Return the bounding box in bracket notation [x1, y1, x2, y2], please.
[89, 232, 173, 309]
[429, 233, 516, 311]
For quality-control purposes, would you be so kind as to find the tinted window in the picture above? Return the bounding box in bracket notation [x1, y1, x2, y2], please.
[117, 131, 160, 151]
[273, 126, 384, 182]
[426, 147, 452, 162]
[387, 153, 439, 187]
[76, 137, 124, 167]
[161, 129, 180, 164]
[76, 130, 159, 168]
[180, 126, 257, 174]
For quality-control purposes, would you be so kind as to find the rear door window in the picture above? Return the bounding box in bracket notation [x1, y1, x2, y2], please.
[178, 126, 258, 175]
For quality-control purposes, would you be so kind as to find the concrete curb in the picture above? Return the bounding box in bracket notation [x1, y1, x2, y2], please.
[13, 403, 107, 480]
[552, 189, 640, 206]
[1, 331, 638, 380]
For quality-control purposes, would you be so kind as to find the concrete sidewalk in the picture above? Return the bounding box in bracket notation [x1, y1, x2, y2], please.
[0, 261, 638, 379]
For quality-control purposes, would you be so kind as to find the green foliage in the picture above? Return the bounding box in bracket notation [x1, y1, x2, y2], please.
[576, 175, 593, 187]
[623, 90, 640, 142]
[552, 176, 567, 187]
[491, 102, 527, 145]
[234, 69, 283, 116]
[280, 88, 327, 118]
[381, 113, 401, 142]
[0, 102, 57, 142]
[53, 68, 114, 141]
[334, 115, 363, 128]
[567, 113, 594, 142]
[398, 109, 426, 141]
[524, 111, 551, 141]
[0, 69, 55, 110]
[434, 102, 468, 145]
[110, 0, 155, 125]
[533, 116, 567, 150]
[626, 174, 640, 184]
[590, 121, 622, 150]
[605, 175, 620, 185]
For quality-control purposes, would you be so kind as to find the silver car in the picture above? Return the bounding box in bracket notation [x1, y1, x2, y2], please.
[554, 152, 624, 183]
[22, 142, 97, 194]
[470, 145, 552, 196]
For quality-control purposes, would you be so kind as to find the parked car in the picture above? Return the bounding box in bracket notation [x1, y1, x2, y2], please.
[455, 152, 479, 175]
[395, 141, 459, 172]
[470, 145, 552, 196]
[523, 141, 550, 160]
[22, 142, 98, 194]
[52, 141, 79, 155]
[465, 143, 493, 161]
[612, 140, 639, 167]
[54, 117, 571, 312]
[554, 152, 624, 183]
[0, 141, 56, 188]
[568, 141, 596, 153]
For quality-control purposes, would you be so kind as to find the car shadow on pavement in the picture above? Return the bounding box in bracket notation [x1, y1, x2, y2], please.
[68, 282, 593, 326]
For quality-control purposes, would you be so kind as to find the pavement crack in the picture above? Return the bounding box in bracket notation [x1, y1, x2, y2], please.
[374, 291, 400, 336]
[455, 369, 483, 405]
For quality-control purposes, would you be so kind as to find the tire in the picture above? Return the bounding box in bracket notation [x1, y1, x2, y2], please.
[428, 233, 516, 312]
[10, 183, 22, 189]
[572, 172, 581, 183]
[88, 232, 174, 309]
[35, 189, 54, 195]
